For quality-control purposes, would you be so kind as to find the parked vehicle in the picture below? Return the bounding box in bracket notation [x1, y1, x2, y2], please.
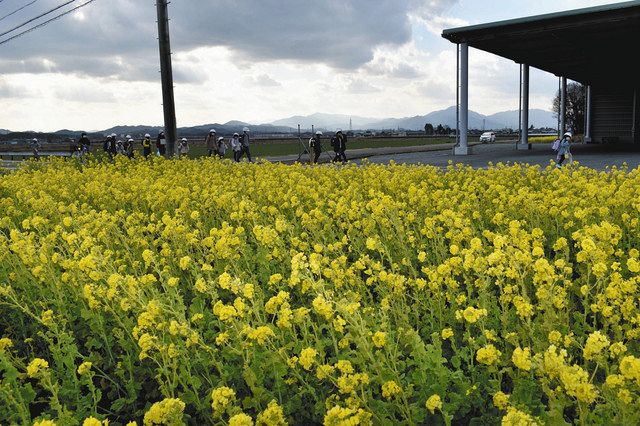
[480, 132, 496, 143]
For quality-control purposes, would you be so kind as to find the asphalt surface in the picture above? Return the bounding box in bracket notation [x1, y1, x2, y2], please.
[350, 142, 640, 171]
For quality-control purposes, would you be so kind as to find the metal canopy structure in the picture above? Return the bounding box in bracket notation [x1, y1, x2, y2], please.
[442, 1, 640, 154]
[442, 1, 640, 86]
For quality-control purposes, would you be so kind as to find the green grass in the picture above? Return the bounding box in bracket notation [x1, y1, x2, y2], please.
[186, 137, 453, 158]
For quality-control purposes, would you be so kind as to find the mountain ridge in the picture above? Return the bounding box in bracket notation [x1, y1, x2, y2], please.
[0, 107, 556, 136]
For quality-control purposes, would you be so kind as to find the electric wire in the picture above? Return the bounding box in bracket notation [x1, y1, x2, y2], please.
[0, 0, 97, 46]
[0, 0, 75, 38]
[0, 1, 40, 23]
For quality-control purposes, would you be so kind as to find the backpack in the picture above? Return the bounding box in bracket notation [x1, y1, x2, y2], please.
[551, 139, 560, 151]
[330, 137, 337, 148]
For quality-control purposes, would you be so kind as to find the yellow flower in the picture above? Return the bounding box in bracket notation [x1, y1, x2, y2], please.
[512, 347, 532, 371]
[372, 331, 386, 348]
[77, 361, 93, 376]
[583, 331, 610, 360]
[381, 380, 402, 400]
[324, 406, 371, 426]
[33, 421, 57, 426]
[143, 398, 185, 425]
[41, 309, 54, 326]
[229, 413, 253, 426]
[179, 256, 191, 270]
[492, 391, 510, 410]
[462, 306, 487, 323]
[441, 328, 454, 340]
[299, 347, 318, 371]
[211, 386, 236, 413]
[476, 344, 502, 366]
[256, 400, 286, 426]
[27, 358, 49, 378]
[501, 407, 538, 426]
[0, 337, 13, 352]
[82, 417, 103, 426]
[425, 394, 443, 414]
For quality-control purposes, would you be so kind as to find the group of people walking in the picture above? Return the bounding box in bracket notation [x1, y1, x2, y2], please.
[309, 130, 347, 164]
[69, 126, 349, 164]
[205, 127, 252, 162]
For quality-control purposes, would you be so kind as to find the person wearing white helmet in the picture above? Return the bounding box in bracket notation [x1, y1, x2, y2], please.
[142, 134, 152, 158]
[217, 136, 228, 158]
[309, 131, 323, 164]
[205, 129, 217, 157]
[178, 137, 190, 158]
[556, 132, 573, 168]
[238, 127, 252, 162]
[125, 138, 135, 158]
[230, 132, 242, 162]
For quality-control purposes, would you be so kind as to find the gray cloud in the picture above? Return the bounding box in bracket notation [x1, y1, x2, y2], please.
[245, 74, 281, 87]
[347, 78, 380, 94]
[0, 0, 457, 80]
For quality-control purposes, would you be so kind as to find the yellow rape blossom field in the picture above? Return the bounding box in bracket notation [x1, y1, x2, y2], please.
[1, 157, 640, 425]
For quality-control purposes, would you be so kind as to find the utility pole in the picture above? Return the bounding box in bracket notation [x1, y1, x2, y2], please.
[156, 0, 177, 158]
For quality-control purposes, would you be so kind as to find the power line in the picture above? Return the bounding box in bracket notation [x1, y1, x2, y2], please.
[0, 0, 97, 46]
[0, 0, 76, 38]
[0, 1, 40, 23]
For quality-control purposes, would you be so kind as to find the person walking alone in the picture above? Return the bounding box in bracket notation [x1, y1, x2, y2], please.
[205, 129, 217, 157]
[556, 132, 572, 168]
[142, 134, 152, 158]
[238, 127, 252, 162]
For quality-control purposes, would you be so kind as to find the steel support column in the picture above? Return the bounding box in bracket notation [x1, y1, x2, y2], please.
[518, 64, 530, 150]
[454, 43, 469, 155]
[585, 85, 592, 143]
[560, 77, 567, 135]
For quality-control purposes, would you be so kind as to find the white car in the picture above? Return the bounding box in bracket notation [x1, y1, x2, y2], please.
[480, 132, 496, 143]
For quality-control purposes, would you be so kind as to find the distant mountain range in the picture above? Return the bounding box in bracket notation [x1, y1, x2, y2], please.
[0, 107, 556, 138]
[271, 107, 557, 131]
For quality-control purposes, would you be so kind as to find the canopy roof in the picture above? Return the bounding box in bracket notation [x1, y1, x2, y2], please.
[442, 1, 640, 86]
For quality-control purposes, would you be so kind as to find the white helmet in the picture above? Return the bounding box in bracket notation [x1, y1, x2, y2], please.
[563, 132, 572, 138]
[181, 138, 188, 142]
[32, 138, 38, 142]
[125, 134, 131, 139]
[128, 138, 134, 142]
[217, 136, 224, 141]
[144, 133, 151, 138]
[233, 132, 239, 136]
[315, 131, 323, 135]
[209, 129, 216, 134]
[243, 127, 250, 132]
[111, 133, 117, 138]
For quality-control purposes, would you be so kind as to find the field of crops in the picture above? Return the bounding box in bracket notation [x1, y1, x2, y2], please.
[1, 157, 640, 425]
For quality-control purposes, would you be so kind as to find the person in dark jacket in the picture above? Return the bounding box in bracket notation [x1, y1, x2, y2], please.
[309, 131, 323, 164]
[205, 129, 217, 157]
[334, 130, 347, 163]
[79, 132, 91, 154]
[156, 131, 166, 156]
[238, 127, 252, 162]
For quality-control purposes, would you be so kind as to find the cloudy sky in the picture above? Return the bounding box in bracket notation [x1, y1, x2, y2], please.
[0, 0, 625, 131]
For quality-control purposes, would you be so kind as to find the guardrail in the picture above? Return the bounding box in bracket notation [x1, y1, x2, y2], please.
[0, 151, 73, 161]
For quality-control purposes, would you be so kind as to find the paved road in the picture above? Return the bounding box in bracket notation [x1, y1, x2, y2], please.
[352, 142, 640, 171]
